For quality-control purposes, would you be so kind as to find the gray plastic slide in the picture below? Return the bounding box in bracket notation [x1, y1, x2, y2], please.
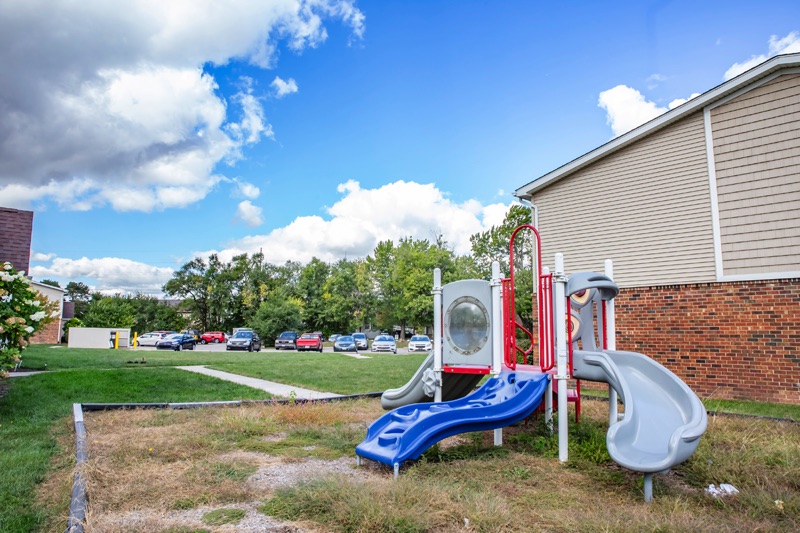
[573, 349, 708, 473]
[381, 353, 483, 410]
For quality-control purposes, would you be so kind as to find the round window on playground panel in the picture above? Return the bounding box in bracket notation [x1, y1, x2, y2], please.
[445, 296, 490, 356]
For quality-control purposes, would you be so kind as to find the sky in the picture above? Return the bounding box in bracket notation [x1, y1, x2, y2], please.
[1, 0, 799, 295]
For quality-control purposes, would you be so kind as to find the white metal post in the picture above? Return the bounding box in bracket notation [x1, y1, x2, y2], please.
[490, 261, 502, 375]
[553, 254, 569, 462]
[491, 261, 504, 445]
[542, 266, 553, 428]
[433, 268, 443, 403]
[604, 259, 618, 426]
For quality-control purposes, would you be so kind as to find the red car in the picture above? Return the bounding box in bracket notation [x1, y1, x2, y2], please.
[200, 331, 227, 344]
[296, 333, 323, 352]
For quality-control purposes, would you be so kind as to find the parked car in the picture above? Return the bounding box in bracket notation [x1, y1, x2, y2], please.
[351, 332, 368, 350]
[226, 330, 262, 352]
[156, 333, 196, 351]
[200, 331, 227, 344]
[328, 334, 342, 343]
[296, 332, 323, 352]
[274, 331, 298, 350]
[371, 334, 397, 354]
[181, 329, 200, 340]
[408, 335, 433, 352]
[334, 335, 358, 352]
[135, 332, 163, 347]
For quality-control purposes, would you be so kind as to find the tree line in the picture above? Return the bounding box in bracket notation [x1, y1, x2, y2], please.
[59, 206, 536, 344]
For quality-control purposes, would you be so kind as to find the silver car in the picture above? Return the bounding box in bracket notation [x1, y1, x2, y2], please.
[371, 334, 397, 354]
[135, 332, 164, 347]
[408, 335, 432, 352]
[351, 332, 368, 350]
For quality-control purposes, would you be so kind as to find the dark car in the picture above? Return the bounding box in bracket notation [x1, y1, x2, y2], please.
[351, 332, 368, 350]
[156, 333, 196, 351]
[328, 334, 342, 343]
[226, 330, 262, 352]
[274, 331, 298, 350]
[334, 335, 358, 352]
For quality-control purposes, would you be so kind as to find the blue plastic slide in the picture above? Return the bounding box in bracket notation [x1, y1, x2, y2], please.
[356, 371, 549, 468]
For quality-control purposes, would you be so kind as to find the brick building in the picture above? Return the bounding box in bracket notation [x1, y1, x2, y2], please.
[0, 205, 66, 344]
[515, 53, 800, 404]
[0, 207, 34, 273]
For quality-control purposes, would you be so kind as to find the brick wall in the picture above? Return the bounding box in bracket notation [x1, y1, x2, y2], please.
[614, 279, 800, 405]
[0, 207, 34, 273]
[30, 320, 61, 345]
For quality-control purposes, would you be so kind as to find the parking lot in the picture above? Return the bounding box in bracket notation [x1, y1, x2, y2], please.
[135, 342, 421, 355]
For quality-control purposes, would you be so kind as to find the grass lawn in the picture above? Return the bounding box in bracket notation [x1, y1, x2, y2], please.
[0, 362, 272, 532]
[206, 352, 429, 395]
[3, 344, 800, 531]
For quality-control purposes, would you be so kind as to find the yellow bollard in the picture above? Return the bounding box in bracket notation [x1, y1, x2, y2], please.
[114, 331, 119, 350]
[132, 332, 138, 349]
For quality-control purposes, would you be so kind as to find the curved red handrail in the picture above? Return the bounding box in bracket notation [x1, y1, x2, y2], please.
[503, 224, 554, 372]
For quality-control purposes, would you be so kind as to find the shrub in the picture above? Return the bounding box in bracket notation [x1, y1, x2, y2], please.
[0, 263, 58, 376]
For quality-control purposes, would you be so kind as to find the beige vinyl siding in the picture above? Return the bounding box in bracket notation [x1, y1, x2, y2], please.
[710, 73, 800, 276]
[532, 112, 716, 287]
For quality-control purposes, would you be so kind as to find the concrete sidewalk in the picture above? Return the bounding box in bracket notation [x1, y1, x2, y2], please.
[176, 366, 341, 400]
[7, 371, 45, 378]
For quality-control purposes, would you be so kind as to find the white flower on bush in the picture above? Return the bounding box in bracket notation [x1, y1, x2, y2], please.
[30, 311, 46, 322]
[24, 326, 34, 333]
[0, 272, 13, 282]
[33, 300, 40, 307]
[3, 263, 12, 270]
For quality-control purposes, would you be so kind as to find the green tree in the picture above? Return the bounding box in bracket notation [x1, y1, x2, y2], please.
[38, 279, 61, 288]
[82, 297, 136, 329]
[127, 295, 186, 334]
[469, 204, 535, 328]
[298, 257, 330, 331]
[322, 259, 375, 335]
[367, 236, 469, 337]
[65, 281, 91, 319]
[163, 257, 213, 331]
[250, 294, 303, 346]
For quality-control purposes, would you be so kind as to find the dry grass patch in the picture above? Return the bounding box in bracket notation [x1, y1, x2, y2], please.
[48, 397, 800, 532]
[74, 400, 384, 531]
[34, 416, 79, 533]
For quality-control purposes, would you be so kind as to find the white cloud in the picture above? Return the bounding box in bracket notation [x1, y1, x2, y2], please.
[30, 257, 173, 294]
[201, 180, 512, 264]
[668, 93, 701, 110]
[724, 32, 800, 80]
[271, 76, 299, 98]
[599, 32, 800, 138]
[231, 179, 261, 199]
[31, 252, 57, 262]
[235, 200, 264, 227]
[598, 85, 667, 137]
[598, 85, 700, 137]
[0, 0, 364, 211]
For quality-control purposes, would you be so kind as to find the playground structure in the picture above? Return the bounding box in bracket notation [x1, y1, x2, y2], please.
[356, 225, 708, 502]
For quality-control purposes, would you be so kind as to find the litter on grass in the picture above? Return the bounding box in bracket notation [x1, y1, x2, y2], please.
[705, 483, 739, 498]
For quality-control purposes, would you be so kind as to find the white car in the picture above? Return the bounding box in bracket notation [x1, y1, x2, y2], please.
[407, 335, 432, 352]
[135, 332, 163, 347]
[371, 335, 397, 354]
